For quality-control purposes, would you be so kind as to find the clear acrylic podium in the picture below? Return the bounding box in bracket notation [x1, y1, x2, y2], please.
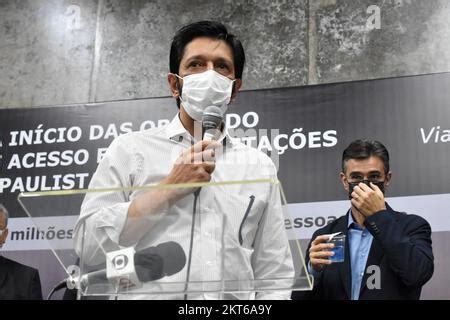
[18, 179, 312, 299]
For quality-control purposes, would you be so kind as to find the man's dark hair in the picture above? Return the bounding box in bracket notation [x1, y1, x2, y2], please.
[342, 139, 390, 173]
[169, 20, 246, 78]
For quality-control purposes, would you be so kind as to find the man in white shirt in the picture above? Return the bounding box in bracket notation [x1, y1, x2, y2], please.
[74, 20, 294, 300]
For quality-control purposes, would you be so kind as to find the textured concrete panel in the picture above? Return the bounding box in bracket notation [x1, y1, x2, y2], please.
[2, 0, 450, 107]
[0, 0, 98, 108]
[92, 0, 308, 102]
[314, 0, 450, 84]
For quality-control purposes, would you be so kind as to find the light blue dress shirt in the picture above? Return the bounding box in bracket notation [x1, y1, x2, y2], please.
[347, 210, 374, 300]
[307, 210, 374, 299]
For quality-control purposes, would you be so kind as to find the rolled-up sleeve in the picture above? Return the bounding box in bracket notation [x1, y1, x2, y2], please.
[74, 135, 138, 265]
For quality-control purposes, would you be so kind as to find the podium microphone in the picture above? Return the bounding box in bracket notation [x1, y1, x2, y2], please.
[82, 241, 186, 288]
[48, 241, 186, 299]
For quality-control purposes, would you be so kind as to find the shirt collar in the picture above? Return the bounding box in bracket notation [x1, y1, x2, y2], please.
[164, 113, 187, 142]
[347, 201, 392, 230]
[347, 208, 361, 230]
[164, 113, 235, 147]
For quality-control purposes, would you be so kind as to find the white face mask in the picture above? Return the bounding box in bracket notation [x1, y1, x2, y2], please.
[175, 70, 235, 121]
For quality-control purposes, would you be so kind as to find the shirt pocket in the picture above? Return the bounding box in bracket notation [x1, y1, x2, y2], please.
[214, 192, 267, 250]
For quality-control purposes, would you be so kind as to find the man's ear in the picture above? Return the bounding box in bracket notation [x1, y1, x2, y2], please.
[230, 79, 242, 103]
[340, 172, 349, 192]
[167, 73, 180, 99]
[385, 171, 392, 187]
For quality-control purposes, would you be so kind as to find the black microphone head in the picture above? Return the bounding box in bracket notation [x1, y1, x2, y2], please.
[155, 241, 187, 276]
[134, 241, 186, 282]
[202, 105, 223, 131]
[134, 250, 164, 282]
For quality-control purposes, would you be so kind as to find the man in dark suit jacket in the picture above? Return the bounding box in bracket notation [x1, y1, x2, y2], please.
[292, 140, 434, 300]
[0, 204, 43, 300]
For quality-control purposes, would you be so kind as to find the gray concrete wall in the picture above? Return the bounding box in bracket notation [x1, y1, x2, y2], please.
[1, 0, 449, 108]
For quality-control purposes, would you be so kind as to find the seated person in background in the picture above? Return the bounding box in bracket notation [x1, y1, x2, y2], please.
[0, 204, 43, 300]
[292, 139, 434, 300]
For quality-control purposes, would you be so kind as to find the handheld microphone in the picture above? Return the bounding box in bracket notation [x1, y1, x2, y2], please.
[76, 241, 186, 290]
[202, 106, 223, 141]
[183, 106, 223, 299]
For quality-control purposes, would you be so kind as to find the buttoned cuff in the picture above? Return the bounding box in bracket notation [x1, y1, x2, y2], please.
[364, 208, 395, 237]
[307, 260, 323, 278]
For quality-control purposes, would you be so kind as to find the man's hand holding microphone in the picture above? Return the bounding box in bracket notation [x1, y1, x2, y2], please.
[160, 139, 221, 202]
[122, 107, 223, 245]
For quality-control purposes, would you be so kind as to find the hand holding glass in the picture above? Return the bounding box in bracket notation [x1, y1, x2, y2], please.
[328, 234, 345, 263]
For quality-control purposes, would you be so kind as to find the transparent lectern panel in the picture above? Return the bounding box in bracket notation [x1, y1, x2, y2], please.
[17, 191, 83, 277]
[18, 179, 312, 299]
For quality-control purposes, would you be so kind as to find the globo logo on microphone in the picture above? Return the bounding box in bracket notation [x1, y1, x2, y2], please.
[111, 254, 129, 270]
[106, 247, 142, 290]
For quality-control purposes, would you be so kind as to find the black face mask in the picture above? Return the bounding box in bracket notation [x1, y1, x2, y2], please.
[348, 180, 385, 200]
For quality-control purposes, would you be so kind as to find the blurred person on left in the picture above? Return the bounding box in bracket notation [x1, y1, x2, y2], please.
[0, 204, 43, 300]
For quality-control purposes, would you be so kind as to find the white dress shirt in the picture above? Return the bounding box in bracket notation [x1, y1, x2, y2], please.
[74, 114, 294, 300]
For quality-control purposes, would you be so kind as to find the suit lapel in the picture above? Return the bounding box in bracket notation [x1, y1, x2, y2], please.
[336, 213, 352, 299]
[359, 207, 396, 297]
[358, 237, 384, 297]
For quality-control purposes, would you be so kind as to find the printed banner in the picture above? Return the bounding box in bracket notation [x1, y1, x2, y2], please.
[1, 72, 449, 298]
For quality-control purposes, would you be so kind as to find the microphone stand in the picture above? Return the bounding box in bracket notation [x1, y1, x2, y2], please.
[183, 188, 200, 300]
[47, 280, 67, 300]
